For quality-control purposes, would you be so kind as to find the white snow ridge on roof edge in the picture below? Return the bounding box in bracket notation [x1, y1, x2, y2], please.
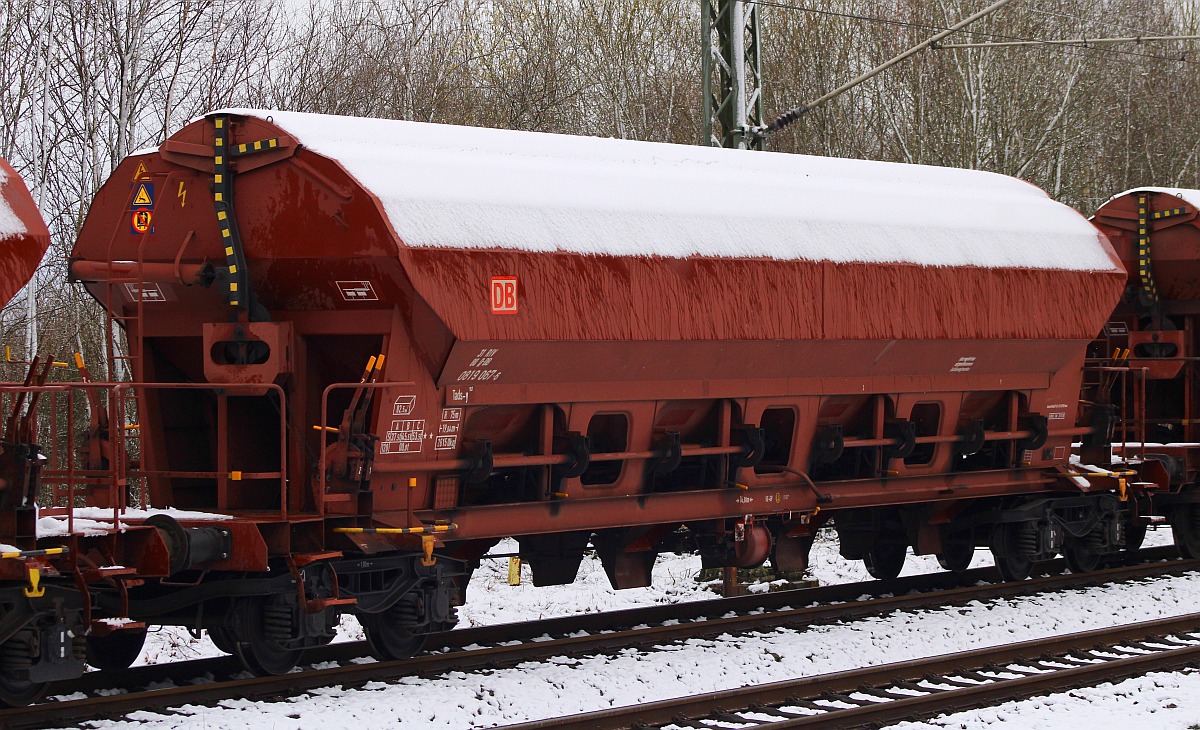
[0, 168, 28, 242]
[213, 109, 1118, 272]
[1102, 187, 1200, 213]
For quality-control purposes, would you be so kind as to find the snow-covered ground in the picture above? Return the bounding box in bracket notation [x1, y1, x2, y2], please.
[74, 527, 1200, 729]
[889, 670, 1200, 730]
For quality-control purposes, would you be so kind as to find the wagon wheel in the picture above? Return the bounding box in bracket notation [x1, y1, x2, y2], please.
[1062, 538, 1102, 574]
[989, 523, 1032, 582]
[863, 538, 906, 580]
[0, 674, 46, 707]
[85, 627, 148, 671]
[1172, 503, 1200, 558]
[359, 610, 428, 661]
[936, 537, 974, 573]
[0, 629, 47, 707]
[236, 633, 303, 676]
[208, 627, 238, 655]
[233, 599, 305, 676]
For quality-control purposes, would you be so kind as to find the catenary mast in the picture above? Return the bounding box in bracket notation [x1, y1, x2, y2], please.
[701, 0, 766, 150]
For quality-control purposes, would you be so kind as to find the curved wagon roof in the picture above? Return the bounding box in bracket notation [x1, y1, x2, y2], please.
[77, 110, 1125, 346]
[1100, 186, 1200, 211]
[219, 109, 1115, 272]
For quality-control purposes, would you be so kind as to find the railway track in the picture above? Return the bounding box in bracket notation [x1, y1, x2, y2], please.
[6, 546, 1194, 728]
[500, 612, 1200, 729]
[55, 544, 1186, 697]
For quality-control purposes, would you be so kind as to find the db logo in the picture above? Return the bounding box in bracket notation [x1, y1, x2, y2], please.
[490, 276, 518, 315]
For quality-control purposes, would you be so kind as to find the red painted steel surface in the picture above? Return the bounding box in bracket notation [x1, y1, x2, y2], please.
[68, 112, 1126, 546]
[0, 157, 48, 307]
[1093, 189, 1200, 300]
[406, 252, 1125, 342]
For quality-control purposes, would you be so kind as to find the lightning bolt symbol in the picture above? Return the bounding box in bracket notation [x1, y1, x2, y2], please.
[177, 181, 187, 208]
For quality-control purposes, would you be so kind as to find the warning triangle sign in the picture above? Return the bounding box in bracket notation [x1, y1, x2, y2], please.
[132, 161, 151, 181]
[132, 183, 153, 207]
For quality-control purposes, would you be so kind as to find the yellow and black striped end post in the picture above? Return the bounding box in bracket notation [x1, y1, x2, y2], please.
[232, 138, 280, 156]
[1136, 195, 1160, 305]
[1151, 207, 1189, 220]
[212, 117, 249, 310]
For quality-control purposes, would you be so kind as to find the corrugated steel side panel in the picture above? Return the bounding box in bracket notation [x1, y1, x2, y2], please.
[822, 263, 1126, 341]
[402, 249, 825, 341]
[402, 249, 1126, 343]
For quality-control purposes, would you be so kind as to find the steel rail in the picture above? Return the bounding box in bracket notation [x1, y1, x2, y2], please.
[8, 545, 1194, 728]
[57, 544, 1185, 697]
[497, 612, 1200, 729]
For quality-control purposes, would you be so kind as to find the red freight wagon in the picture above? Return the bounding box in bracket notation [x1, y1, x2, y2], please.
[0, 158, 48, 307]
[1089, 188, 1200, 559]
[0, 158, 70, 705]
[3, 109, 1131, 689]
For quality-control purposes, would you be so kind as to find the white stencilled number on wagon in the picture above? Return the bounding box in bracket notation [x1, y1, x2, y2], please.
[392, 395, 416, 416]
[457, 369, 502, 382]
[458, 348, 502, 382]
[470, 348, 498, 367]
[950, 356, 976, 373]
[379, 419, 425, 454]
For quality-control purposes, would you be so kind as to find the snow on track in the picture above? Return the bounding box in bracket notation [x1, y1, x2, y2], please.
[68, 529, 1199, 729]
[887, 669, 1200, 730]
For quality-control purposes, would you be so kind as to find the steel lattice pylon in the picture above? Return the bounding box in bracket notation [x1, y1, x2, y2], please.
[701, 0, 765, 150]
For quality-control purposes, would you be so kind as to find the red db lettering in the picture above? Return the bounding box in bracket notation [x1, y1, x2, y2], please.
[490, 276, 518, 315]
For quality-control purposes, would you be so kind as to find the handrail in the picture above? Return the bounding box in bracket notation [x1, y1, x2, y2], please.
[317, 380, 417, 516]
[111, 381, 290, 518]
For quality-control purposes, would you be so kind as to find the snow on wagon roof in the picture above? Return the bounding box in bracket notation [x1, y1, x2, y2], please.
[215, 109, 1115, 271]
[0, 168, 28, 242]
[1102, 187, 1200, 211]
